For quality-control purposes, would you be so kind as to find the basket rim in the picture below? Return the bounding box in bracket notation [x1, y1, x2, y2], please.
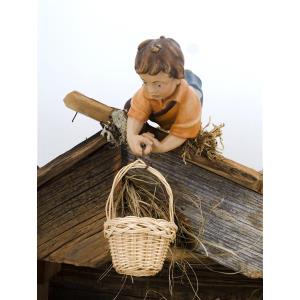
[105, 215, 177, 223]
[104, 216, 178, 230]
[104, 215, 178, 240]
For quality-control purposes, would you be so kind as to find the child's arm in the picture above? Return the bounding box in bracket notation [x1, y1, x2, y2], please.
[127, 117, 153, 156]
[142, 132, 186, 153]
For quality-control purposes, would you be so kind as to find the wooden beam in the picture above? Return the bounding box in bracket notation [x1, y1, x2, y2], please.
[63, 91, 116, 122]
[144, 124, 263, 194]
[185, 154, 263, 194]
[37, 132, 107, 188]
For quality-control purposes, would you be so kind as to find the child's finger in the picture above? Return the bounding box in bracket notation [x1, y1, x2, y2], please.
[141, 133, 156, 143]
[140, 135, 153, 146]
[143, 132, 155, 138]
[143, 144, 152, 155]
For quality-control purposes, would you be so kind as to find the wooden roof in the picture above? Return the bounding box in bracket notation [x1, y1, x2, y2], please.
[38, 128, 262, 278]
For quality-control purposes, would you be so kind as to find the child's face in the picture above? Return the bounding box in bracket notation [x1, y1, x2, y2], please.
[139, 72, 180, 101]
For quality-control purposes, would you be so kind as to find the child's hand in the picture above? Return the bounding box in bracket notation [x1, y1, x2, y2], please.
[127, 134, 153, 156]
[141, 132, 187, 153]
[141, 132, 162, 153]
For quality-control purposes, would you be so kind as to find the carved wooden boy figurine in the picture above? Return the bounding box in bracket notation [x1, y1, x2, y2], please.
[126, 36, 203, 156]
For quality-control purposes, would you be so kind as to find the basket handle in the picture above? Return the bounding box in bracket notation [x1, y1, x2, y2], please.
[105, 159, 175, 223]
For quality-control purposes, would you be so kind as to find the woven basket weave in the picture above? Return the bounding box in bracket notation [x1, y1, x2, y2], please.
[104, 159, 178, 277]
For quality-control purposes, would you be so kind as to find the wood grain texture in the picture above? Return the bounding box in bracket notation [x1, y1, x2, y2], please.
[37, 132, 107, 188]
[37, 141, 207, 269]
[124, 147, 262, 278]
[37, 131, 262, 279]
[49, 263, 262, 300]
[144, 124, 263, 194]
[185, 154, 263, 195]
[38, 143, 122, 267]
[63, 91, 115, 122]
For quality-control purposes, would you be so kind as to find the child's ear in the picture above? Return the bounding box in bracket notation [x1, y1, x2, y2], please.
[175, 78, 181, 85]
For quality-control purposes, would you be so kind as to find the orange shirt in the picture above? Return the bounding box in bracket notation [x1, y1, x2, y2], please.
[127, 79, 202, 139]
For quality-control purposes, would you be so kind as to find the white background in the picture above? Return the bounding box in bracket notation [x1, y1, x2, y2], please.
[38, 0, 262, 170]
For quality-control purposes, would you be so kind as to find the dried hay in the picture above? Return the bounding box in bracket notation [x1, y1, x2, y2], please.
[112, 169, 204, 252]
[181, 117, 225, 163]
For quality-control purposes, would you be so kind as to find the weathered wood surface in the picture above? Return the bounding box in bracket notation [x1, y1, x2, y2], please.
[185, 154, 263, 194]
[37, 133, 107, 188]
[38, 131, 262, 278]
[49, 263, 263, 300]
[145, 124, 263, 195]
[37, 138, 209, 268]
[63, 91, 116, 122]
[38, 142, 122, 266]
[124, 148, 263, 279]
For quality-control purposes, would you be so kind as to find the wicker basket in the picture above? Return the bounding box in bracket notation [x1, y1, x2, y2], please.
[104, 159, 178, 277]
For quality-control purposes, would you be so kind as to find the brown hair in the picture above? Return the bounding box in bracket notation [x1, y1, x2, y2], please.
[135, 36, 185, 79]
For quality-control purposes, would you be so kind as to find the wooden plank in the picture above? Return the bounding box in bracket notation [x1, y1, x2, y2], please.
[37, 132, 107, 188]
[185, 154, 263, 194]
[38, 144, 121, 267]
[144, 124, 263, 194]
[125, 149, 263, 278]
[63, 91, 116, 122]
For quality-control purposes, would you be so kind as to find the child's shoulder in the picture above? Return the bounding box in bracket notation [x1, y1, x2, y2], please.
[180, 79, 201, 106]
[131, 85, 146, 101]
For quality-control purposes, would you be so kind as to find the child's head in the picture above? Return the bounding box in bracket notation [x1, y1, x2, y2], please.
[135, 36, 185, 100]
[135, 36, 184, 79]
